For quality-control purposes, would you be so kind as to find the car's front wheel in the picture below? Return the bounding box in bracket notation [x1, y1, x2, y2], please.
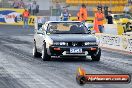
[33, 42, 41, 57]
[41, 42, 51, 61]
[91, 48, 101, 61]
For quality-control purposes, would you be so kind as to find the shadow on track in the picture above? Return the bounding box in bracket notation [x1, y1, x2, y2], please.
[34, 56, 94, 63]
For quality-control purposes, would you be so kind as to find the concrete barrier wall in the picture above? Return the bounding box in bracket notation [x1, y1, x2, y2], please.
[96, 33, 132, 53]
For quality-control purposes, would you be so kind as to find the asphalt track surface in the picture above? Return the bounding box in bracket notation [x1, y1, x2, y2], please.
[0, 25, 132, 88]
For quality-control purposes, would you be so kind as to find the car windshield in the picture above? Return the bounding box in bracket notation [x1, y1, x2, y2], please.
[46, 22, 90, 34]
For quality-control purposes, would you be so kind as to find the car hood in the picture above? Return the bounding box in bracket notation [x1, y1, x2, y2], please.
[48, 34, 96, 42]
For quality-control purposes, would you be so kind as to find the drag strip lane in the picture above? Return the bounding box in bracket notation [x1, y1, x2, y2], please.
[1, 40, 131, 74]
[0, 37, 132, 88]
[1, 43, 132, 88]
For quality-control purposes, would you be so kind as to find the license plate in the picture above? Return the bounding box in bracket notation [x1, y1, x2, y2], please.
[70, 48, 82, 53]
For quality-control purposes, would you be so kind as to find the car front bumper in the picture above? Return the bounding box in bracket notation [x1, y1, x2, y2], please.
[47, 46, 99, 56]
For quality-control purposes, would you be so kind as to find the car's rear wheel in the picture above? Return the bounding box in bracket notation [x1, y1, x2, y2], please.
[33, 42, 41, 57]
[91, 48, 101, 61]
[41, 42, 51, 61]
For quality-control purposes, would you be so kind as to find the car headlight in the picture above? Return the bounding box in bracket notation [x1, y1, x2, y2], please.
[85, 42, 90, 45]
[85, 42, 97, 45]
[53, 42, 60, 45]
[53, 42, 67, 46]
[60, 42, 66, 45]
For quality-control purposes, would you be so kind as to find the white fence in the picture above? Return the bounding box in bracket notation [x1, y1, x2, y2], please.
[96, 33, 132, 53]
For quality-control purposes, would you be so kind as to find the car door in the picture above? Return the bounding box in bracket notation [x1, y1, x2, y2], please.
[37, 23, 48, 50]
[35, 27, 44, 50]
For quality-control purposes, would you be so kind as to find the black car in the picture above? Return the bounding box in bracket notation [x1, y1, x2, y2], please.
[33, 21, 101, 61]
